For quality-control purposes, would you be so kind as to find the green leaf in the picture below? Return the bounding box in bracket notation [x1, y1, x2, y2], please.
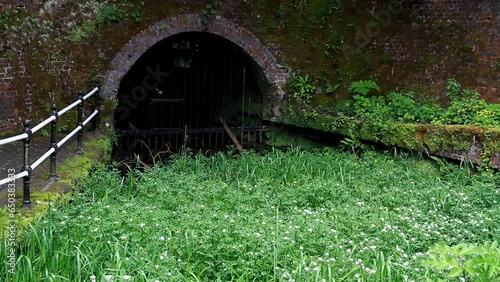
[449, 267, 463, 278]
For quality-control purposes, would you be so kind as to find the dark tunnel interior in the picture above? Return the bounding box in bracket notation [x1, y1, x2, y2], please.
[114, 32, 268, 158]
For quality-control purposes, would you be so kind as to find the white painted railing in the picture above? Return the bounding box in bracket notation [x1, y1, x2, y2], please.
[0, 85, 101, 207]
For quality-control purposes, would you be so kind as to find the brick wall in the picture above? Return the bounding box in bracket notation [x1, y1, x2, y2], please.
[0, 0, 498, 132]
[103, 14, 289, 120]
[0, 56, 19, 131]
[387, 0, 499, 100]
[0, 0, 38, 132]
[0, 0, 40, 13]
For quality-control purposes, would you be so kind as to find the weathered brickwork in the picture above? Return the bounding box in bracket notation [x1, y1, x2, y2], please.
[103, 14, 289, 121]
[0, 56, 20, 131]
[388, 0, 499, 100]
[0, 0, 40, 13]
[0, 0, 498, 134]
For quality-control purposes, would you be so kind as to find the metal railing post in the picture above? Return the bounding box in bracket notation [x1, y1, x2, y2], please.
[77, 90, 84, 154]
[49, 104, 58, 179]
[93, 82, 100, 131]
[22, 120, 32, 208]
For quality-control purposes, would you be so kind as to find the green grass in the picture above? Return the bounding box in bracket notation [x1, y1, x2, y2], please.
[1, 148, 499, 281]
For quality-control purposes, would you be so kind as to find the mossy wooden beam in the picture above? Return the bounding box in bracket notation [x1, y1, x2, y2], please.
[280, 110, 500, 168]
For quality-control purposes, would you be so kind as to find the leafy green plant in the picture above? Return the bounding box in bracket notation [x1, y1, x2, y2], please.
[348, 80, 380, 96]
[0, 11, 10, 29]
[430, 78, 500, 127]
[201, 3, 217, 29]
[96, 3, 124, 25]
[424, 241, 500, 281]
[287, 71, 315, 105]
[340, 136, 365, 156]
[325, 83, 340, 95]
[386, 91, 416, 122]
[130, 11, 141, 23]
[67, 21, 96, 42]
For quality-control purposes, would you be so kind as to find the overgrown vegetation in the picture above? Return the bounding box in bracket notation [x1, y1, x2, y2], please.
[1, 148, 498, 281]
[328, 78, 500, 128]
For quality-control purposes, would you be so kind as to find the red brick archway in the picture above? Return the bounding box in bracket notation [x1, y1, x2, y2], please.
[103, 14, 288, 121]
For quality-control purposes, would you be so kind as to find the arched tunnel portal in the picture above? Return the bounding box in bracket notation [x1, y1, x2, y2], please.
[115, 32, 267, 154]
[104, 15, 288, 158]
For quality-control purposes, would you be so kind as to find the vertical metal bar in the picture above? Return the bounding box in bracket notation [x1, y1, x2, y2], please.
[182, 67, 186, 144]
[196, 46, 201, 148]
[241, 66, 246, 146]
[49, 104, 58, 179]
[93, 82, 100, 130]
[207, 54, 212, 148]
[77, 91, 84, 154]
[253, 131, 256, 148]
[22, 120, 32, 208]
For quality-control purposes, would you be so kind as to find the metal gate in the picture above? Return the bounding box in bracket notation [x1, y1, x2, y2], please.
[115, 32, 268, 157]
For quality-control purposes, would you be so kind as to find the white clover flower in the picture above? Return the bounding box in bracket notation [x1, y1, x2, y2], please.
[159, 236, 165, 241]
[104, 275, 113, 281]
[122, 275, 132, 280]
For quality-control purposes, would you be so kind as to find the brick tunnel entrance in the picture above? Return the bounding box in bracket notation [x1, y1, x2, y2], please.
[114, 32, 268, 158]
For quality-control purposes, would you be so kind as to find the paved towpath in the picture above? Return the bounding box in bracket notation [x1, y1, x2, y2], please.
[0, 133, 78, 207]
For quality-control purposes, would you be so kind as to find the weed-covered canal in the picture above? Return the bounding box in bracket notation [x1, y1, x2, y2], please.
[2, 148, 499, 281]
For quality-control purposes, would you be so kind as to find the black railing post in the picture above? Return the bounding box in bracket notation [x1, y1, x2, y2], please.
[49, 104, 58, 179]
[22, 120, 32, 208]
[93, 82, 100, 131]
[77, 90, 84, 154]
